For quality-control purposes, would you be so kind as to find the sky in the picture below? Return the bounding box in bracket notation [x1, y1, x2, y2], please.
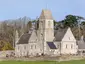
[0, 0, 85, 21]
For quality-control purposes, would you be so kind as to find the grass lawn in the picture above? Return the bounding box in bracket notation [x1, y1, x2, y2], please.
[0, 59, 85, 64]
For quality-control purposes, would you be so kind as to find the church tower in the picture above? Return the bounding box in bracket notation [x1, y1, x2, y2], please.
[39, 9, 54, 54]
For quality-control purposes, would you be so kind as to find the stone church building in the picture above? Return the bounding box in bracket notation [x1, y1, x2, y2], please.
[15, 9, 78, 57]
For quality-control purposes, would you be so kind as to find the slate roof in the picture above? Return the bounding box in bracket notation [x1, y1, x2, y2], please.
[39, 9, 53, 20]
[77, 41, 85, 49]
[17, 33, 31, 44]
[54, 28, 68, 41]
[47, 42, 57, 49]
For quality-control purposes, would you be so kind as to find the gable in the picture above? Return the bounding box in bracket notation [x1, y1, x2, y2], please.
[29, 30, 37, 43]
[62, 28, 76, 41]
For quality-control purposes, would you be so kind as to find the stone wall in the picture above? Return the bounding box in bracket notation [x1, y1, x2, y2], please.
[0, 50, 14, 58]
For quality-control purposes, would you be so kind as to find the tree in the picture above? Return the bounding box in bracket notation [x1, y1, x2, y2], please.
[26, 21, 32, 33]
[60, 15, 78, 28]
[54, 20, 57, 26]
[0, 40, 14, 51]
[59, 15, 85, 28]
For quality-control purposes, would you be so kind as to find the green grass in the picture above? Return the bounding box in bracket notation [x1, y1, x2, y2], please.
[0, 59, 85, 64]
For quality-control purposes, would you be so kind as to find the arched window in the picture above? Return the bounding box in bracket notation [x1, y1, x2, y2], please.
[71, 44, 73, 49]
[35, 45, 36, 49]
[48, 21, 50, 27]
[24, 46, 26, 49]
[41, 21, 43, 27]
[69, 37, 70, 40]
[31, 45, 33, 49]
[66, 44, 67, 49]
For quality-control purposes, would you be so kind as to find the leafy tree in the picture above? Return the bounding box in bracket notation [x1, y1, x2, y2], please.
[26, 21, 32, 33]
[60, 15, 78, 28]
[54, 20, 58, 26]
[59, 15, 85, 28]
[0, 40, 14, 51]
[35, 20, 39, 30]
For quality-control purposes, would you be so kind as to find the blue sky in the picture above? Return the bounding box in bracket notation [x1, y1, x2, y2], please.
[0, 0, 85, 21]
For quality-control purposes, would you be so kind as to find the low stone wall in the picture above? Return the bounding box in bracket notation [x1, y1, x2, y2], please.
[0, 52, 85, 61]
[0, 55, 85, 61]
[0, 50, 15, 58]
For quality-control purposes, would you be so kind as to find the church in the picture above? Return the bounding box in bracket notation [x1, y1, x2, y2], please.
[15, 9, 78, 57]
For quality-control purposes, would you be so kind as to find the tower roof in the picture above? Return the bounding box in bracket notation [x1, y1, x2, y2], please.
[39, 9, 53, 20]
